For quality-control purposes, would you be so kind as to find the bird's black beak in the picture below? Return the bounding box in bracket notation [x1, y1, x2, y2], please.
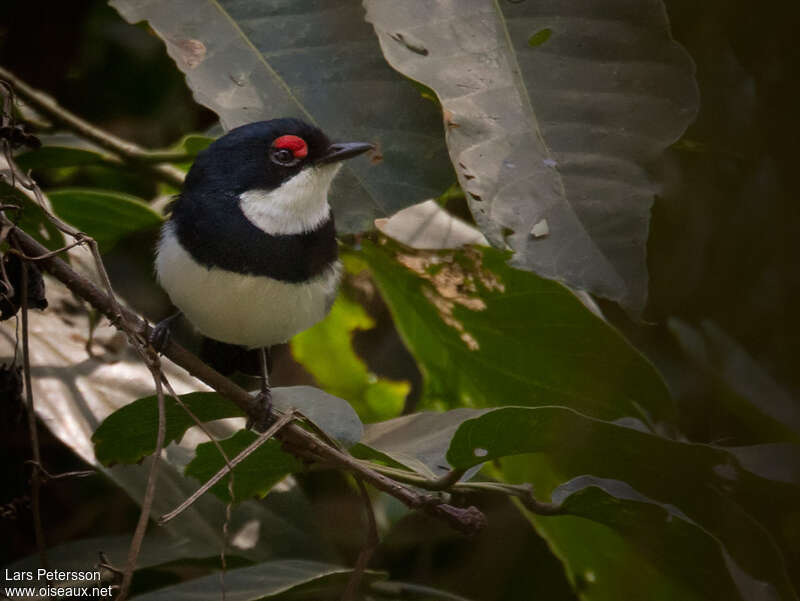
[316, 141, 374, 165]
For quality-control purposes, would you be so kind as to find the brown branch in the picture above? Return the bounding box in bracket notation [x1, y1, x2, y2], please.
[18, 255, 48, 568]
[7, 239, 86, 261]
[0, 66, 185, 188]
[3, 220, 487, 536]
[348, 462, 562, 516]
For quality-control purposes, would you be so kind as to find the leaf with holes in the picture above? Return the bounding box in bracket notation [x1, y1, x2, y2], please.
[359, 240, 673, 424]
[364, 0, 698, 312]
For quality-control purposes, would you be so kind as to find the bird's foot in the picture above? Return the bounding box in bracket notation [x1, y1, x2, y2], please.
[148, 311, 181, 354]
[247, 387, 275, 432]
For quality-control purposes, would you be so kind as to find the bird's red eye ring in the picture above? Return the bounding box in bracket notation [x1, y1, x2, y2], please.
[272, 135, 308, 159]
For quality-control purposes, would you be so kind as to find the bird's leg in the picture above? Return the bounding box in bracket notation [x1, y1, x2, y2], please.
[248, 346, 274, 432]
[148, 311, 182, 353]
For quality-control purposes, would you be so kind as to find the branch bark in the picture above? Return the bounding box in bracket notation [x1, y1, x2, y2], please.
[0, 66, 185, 188]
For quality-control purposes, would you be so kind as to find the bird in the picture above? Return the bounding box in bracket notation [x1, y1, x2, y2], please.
[152, 118, 373, 429]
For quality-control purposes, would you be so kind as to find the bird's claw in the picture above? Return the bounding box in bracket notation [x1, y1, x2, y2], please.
[149, 311, 181, 354]
[247, 388, 275, 432]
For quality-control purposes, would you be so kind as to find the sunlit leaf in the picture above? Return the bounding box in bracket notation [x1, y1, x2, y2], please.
[375, 199, 488, 250]
[291, 295, 409, 422]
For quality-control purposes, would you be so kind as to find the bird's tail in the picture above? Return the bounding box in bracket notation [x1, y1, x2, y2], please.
[199, 337, 270, 377]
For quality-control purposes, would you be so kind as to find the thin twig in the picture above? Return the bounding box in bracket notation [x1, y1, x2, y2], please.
[158, 374, 235, 600]
[97, 552, 124, 577]
[0, 66, 185, 188]
[7, 238, 86, 261]
[2, 149, 84, 241]
[427, 468, 466, 491]
[350, 461, 562, 516]
[117, 360, 167, 601]
[220, 479, 232, 601]
[23, 462, 95, 481]
[159, 373, 234, 473]
[342, 478, 379, 601]
[159, 410, 296, 525]
[18, 254, 48, 568]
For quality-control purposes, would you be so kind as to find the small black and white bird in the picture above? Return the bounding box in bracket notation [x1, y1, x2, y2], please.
[154, 118, 372, 425]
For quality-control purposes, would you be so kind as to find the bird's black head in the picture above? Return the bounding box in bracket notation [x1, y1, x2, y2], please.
[182, 118, 372, 197]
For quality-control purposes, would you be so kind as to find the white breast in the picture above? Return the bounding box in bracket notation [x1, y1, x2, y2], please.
[156, 223, 341, 348]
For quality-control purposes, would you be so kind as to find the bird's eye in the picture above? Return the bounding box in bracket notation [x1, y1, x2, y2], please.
[270, 134, 308, 167]
[271, 147, 295, 165]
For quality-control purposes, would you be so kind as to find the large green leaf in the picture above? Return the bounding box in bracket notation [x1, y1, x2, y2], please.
[525, 489, 730, 601]
[359, 241, 673, 424]
[48, 187, 163, 253]
[364, 1, 698, 312]
[448, 407, 799, 601]
[129, 560, 380, 601]
[109, 0, 453, 233]
[291, 294, 409, 422]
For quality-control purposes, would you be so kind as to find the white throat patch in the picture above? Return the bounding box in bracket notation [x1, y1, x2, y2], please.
[239, 163, 341, 235]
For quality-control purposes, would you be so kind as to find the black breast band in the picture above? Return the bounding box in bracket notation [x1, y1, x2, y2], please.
[171, 193, 338, 283]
